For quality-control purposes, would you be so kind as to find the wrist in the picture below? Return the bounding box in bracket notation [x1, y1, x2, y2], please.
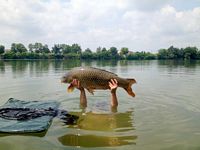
[79, 87, 85, 91]
[111, 88, 117, 93]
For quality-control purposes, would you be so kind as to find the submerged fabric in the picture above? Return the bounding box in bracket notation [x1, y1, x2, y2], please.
[0, 108, 58, 121]
[0, 98, 59, 133]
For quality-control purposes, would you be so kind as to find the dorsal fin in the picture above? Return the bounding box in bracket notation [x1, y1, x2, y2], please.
[84, 67, 118, 76]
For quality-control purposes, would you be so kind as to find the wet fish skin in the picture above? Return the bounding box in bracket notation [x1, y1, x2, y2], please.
[61, 67, 136, 97]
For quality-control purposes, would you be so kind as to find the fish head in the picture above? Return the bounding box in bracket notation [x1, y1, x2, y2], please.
[61, 73, 73, 83]
[61, 73, 75, 93]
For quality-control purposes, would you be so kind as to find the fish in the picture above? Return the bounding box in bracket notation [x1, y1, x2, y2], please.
[61, 67, 136, 97]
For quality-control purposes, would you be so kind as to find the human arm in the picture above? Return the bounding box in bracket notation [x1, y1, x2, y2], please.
[71, 79, 87, 107]
[109, 79, 118, 107]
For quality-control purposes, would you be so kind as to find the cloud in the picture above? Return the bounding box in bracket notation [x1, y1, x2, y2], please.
[0, 0, 200, 51]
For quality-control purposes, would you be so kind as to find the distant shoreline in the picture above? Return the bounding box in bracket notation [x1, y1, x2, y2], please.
[0, 44, 200, 60]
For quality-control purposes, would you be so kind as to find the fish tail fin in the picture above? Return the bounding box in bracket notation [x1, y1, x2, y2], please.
[87, 88, 94, 95]
[124, 78, 136, 97]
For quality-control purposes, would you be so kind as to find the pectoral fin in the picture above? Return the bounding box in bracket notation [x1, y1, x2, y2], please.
[87, 88, 94, 95]
[67, 83, 75, 93]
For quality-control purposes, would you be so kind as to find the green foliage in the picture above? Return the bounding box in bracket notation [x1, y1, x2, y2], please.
[71, 43, 82, 54]
[95, 47, 109, 59]
[120, 47, 129, 59]
[61, 44, 71, 54]
[109, 47, 119, 59]
[0, 45, 5, 55]
[51, 43, 81, 57]
[3, 51, 16, 59]
[93, 47, 119, 60]
[157, 49, 168, 59]
[63, 53, 80, 59]
[11, 43, 27, 53]
[0, 43, 199, 60]
[144, 52, 156, 59]
[99, 48, 111, 59]
[127, 51, 156, 60]
[157, 46, 199, 60]
[82, 48, 93, 59]
[184, 47, 198, 59]
[197, 51, 200, 59]
[28, 43, 50, 53]
[52, 44, 62, 54]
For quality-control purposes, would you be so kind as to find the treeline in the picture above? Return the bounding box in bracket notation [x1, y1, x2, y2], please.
[0, 43, 200, 60]
[158, 46, 200, 60]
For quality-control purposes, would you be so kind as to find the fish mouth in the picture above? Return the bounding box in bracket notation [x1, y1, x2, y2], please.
[61, 77, 67, 83]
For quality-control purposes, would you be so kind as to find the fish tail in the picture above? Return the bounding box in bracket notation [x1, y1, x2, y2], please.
[124, 78, 136, 97]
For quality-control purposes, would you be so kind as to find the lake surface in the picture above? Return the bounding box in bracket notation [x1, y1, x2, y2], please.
[0, 59, 200, 150]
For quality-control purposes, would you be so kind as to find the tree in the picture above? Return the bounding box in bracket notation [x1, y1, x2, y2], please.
[177, 48, 184, 58]
[34, 43, 43, 53]
[11, 43, 17, 53]
[197, 50, 200, 59]
[52, 44, 61, 54]
[167, 46, 180, 59]
[71, 43, 81, 54]
[96, 47, 102, 59]
[109, 47, 118, 59]
[157, 49, 168, 59]
[102, 47, 107, 53]
[0, 45, 5, 55]
[3, 51, 15, 59]
[82, 48, 93, 59]
[28, 43, 34, 52]
[96, 47, 102, 54]
[11, 43, 27, 53]
[18, 44, 27, 53]
[85, 48, 92, 53]
[184, 47, 198, 59]
[42, 44, 50, 53]
[61, 44, 71, 54]
[100, 47, 110, 59]
[120, 47, 129, 59]
[144, 52, 156, 59]
[29, 43, 50, 53]
[109, 47, 118, 55]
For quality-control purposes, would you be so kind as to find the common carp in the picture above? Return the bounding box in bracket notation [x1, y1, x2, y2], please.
[61, 67, 136, 97]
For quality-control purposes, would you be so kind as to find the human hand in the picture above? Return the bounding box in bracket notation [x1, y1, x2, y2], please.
[109, 79, 118, 93]
[71, 79, 84, 90]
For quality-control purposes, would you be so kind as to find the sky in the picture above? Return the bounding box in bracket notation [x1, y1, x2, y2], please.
[0, 0, 200, 52]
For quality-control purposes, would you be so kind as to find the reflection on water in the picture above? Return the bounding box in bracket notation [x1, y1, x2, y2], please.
[157, 59, 200, 68]
[1, 60, 199, 77]
[58, 134, 136, 147]
[1, 59, 200, 71]
[0, 61, 5, 73]
[10, 61, 28, 74]
[58, 110, 137, 148]
[76, 111, 134, 131]
[96, 60, 118, 67]
[0, 60, 82, 77]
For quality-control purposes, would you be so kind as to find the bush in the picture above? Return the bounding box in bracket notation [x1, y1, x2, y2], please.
[3, 51, 16, 59]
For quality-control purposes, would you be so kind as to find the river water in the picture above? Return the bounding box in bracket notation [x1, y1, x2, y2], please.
[0, 60, 200, 150]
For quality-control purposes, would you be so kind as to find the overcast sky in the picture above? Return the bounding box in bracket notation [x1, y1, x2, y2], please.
[0, 0, 200, 52]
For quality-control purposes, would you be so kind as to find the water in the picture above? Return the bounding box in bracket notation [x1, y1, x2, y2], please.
[0, 59, 200, 150]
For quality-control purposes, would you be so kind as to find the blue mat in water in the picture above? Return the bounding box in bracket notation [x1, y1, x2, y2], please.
[0, 98, 59, 133]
